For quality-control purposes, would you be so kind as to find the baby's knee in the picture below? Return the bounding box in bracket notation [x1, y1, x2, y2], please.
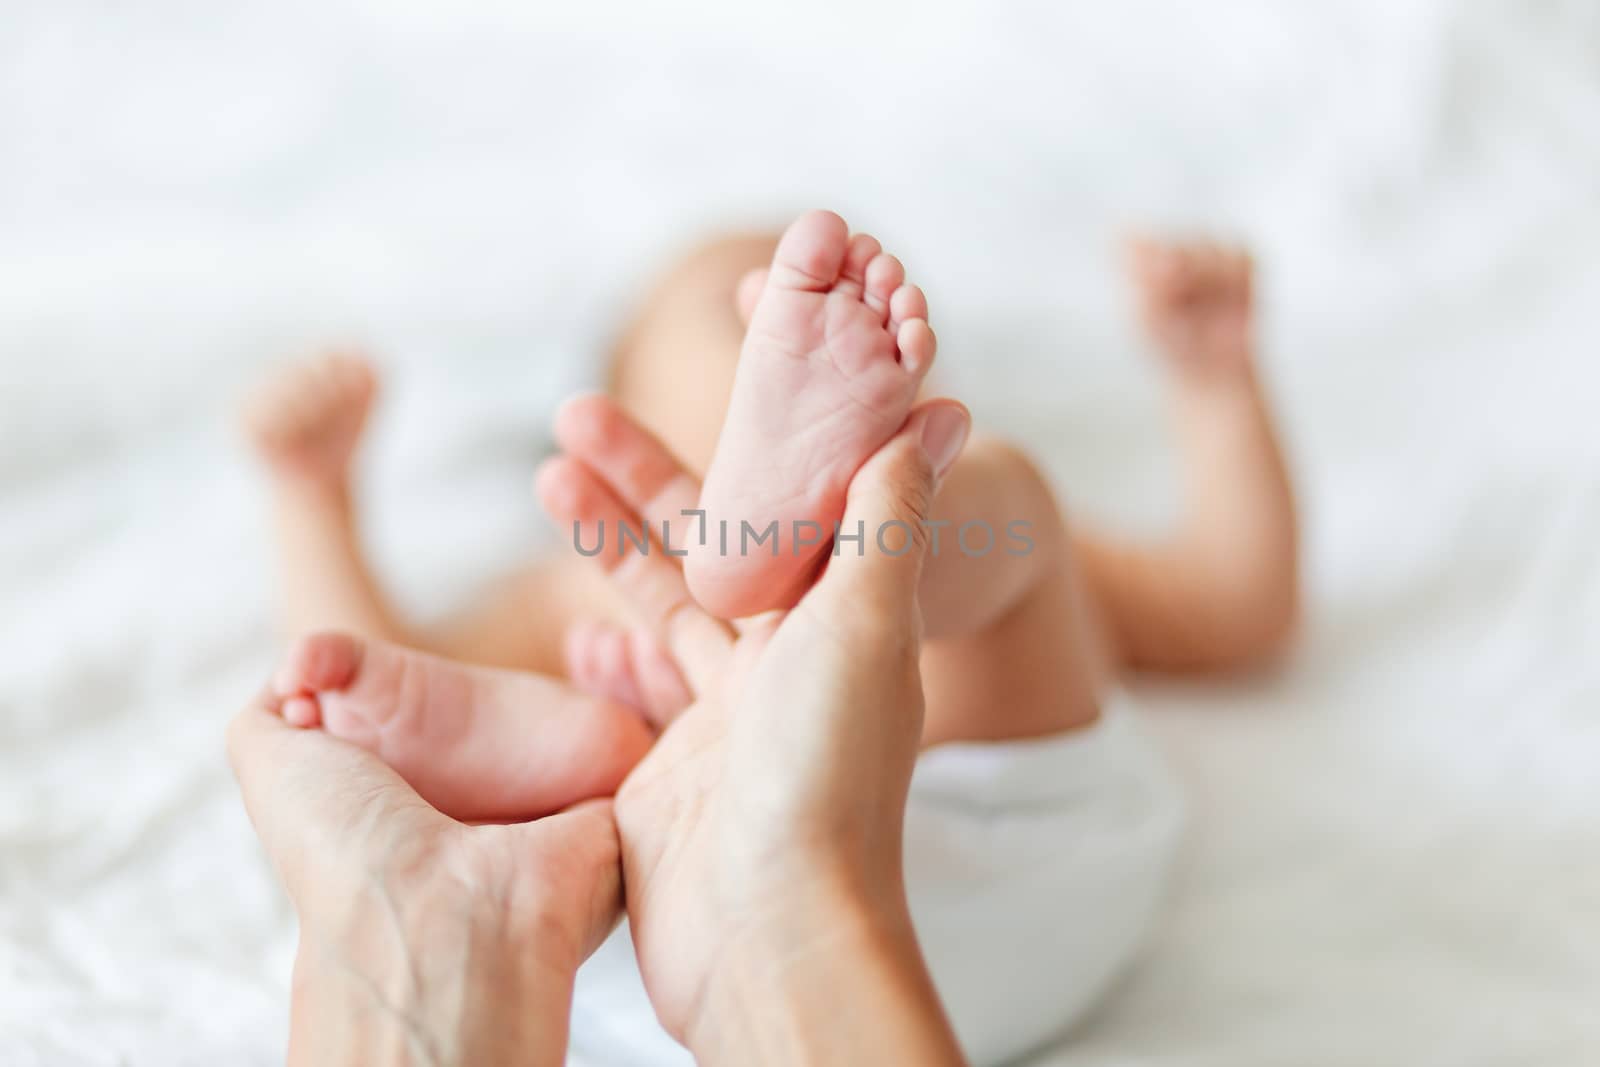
[962, 434, 1049, 487]
[654, 231, 778, 297]
[953, 434, 1069, 543]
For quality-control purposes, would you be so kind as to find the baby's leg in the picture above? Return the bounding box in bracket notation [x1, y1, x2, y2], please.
[243, 351, 407, 643]
[245, 234, 773, 673]
[244, 351, 619, 675]
[1075, 239, 1299, 674]
[915, 436, 1109, 745]
[267, 631, 653, 821]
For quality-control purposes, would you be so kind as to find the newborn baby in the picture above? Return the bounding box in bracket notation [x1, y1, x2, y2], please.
[248, 211, 1297, 1065]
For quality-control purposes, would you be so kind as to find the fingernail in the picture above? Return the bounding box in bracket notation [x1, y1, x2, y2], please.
[919, 405, 970, 482]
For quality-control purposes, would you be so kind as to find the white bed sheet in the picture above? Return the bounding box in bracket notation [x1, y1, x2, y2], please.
[3, 2, 1597, 1063]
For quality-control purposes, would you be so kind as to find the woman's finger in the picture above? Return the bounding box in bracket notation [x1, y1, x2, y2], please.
[806, 400, 969, 630]
[553, 394, 704, 553]
[506, 799, 625, 961]
[227, 698, 440, 900]
[537, 454, 733, 701]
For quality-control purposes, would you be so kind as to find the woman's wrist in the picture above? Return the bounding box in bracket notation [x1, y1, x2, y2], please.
[687, 873, 966, 1067]
[287, 878, 581, 1067]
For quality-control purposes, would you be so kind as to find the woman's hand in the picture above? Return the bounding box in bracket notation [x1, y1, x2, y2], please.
[227, 700, 621, 1067]
[540, 394, 972, 1064]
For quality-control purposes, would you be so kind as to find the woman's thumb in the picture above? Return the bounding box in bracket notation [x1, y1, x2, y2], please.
[809, 400, 970, 620]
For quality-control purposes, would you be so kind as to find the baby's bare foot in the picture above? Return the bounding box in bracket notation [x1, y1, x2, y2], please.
[243, 350, 377, 488]
[563, 620, 691, 729]
[686, 210, 936, 618]
[1128, 237, 1255, 381]
[267, 631, 654, 821]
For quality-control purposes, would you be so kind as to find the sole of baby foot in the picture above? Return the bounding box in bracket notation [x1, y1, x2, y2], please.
[686, 210, 937, 618]
[270, 631, 655, 821]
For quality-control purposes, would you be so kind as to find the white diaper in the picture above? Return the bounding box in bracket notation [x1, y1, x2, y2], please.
[568, 695, 1184, 1067]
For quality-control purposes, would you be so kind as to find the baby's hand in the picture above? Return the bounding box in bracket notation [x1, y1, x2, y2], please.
[1127, 237, 1254, 379]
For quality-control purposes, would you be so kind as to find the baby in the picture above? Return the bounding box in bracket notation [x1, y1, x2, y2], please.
[246, 211, 1297, 1064]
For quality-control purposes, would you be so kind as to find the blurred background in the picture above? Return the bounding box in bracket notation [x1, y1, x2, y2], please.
[2, 1, 1598, 1063]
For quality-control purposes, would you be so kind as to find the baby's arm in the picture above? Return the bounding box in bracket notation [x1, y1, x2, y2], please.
[1075, 238, 1299, 674]
[243, 352, 413, 644]
[244, 351, 614, 675]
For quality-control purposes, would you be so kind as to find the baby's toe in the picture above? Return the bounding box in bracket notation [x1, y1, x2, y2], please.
[626, 628, 691, 727]
[282, 695, 322, 728]
[565, 620, 610, 690]
[897, 319, 937, 376]
[565, 621, 646, 712]
[836, 233, 882, 298]
[591, 625, 644, 709]
[767, 210, 850, 292]
[864, 253, 905, 322]
[276, 631, 364, 698]
[887, 283, 929, 338]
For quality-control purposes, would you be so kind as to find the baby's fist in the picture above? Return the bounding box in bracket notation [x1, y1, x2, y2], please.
[1127, 237, 1254, 378]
